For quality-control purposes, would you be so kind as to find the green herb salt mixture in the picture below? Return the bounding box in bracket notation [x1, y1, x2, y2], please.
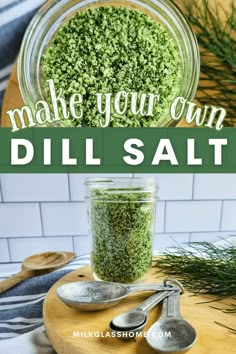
[42, 6, 181, 127]
[89, 188, 155, 283]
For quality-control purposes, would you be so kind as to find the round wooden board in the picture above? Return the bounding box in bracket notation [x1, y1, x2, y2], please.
[43, 265, 235, 354]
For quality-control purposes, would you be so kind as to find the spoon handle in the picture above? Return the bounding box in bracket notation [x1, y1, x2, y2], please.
[126, 284, 176, 293]
[161, 290, 182, 318]
[135, 290, 175, 313]
[0, 269, 33, 294]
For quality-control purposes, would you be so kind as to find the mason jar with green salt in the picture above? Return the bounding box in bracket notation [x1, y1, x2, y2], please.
[85, 177, 158, 283]
[18, 0, 200, 128]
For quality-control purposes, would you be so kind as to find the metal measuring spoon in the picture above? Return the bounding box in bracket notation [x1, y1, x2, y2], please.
[56, 280, 175, 311]
[146, 290, 197, 353]
[110, 290, 176, 339]
[109, 279, 184, 338]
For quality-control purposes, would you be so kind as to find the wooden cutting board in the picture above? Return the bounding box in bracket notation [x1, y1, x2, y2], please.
[43, 265, 236, 354]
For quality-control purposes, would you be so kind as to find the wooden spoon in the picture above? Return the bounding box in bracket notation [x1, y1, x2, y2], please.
[0, 251, 76, 294]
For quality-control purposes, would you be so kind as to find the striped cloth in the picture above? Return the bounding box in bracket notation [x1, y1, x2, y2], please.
[0, 0, 46, 117]
[0, 255, 90, 354]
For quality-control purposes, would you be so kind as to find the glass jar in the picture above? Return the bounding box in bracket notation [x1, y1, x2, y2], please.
[85, 177, 158, 283]
[18, 0, 200, 127]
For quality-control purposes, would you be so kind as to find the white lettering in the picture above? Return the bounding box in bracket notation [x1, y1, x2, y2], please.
[152, 139, 178, 165]
[123, 138, 144, 165]
[62, 139, 77, 165]
[209, 139, 227, 165]
[11, 139, 34, 165]
[187, 139, 202, 165]
[86, 139, 101, 165]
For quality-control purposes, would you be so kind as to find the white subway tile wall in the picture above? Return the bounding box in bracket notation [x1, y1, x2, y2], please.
[0, 203, 42, 237]
[193, 174, 236, 200]
[165, 200, 222, 232]
[189, 231, 234, 243]
[155, 202, 165, 233]
[134, 173, 194, 200]
[221, 201, 236, 231]
[8, 237, 73, 262]
[0, 178, 2, 202]
[1, 174, 70, 202]
[0, 173, 235, 262]
[0, 239, 10, 262]
[69, 173, 132, 201]
[41, 202, 88, 236]
[73, 236, 92, 256]
[154, 233, 189, 251]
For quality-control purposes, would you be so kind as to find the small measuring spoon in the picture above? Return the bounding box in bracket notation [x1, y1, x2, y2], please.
[56, 280, 176, 311]
[110, 290, 176, 339]
[146, 290, 197, 353]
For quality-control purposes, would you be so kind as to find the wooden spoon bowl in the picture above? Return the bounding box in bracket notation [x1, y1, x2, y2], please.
[23, 251, 75, 270]
[0, 251, 76, 294]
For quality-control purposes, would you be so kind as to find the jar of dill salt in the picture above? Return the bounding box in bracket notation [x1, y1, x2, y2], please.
[85, 178, 157, 283]
[18, 0, 200, 128]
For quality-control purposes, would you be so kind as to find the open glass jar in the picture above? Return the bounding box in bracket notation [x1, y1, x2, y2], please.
[85, 177, 158, 283]
[18, 0, 200, 127]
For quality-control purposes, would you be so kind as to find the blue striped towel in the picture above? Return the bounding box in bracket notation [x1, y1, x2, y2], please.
[0, 0, 46, 117]
[0, 255, 90, 354]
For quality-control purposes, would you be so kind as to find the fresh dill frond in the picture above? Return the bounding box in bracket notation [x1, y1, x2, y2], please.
[153, 242, 236, 312]
[180, 0, 236, 126]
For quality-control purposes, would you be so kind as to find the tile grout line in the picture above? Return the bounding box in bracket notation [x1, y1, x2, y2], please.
[155, 230, 235, 235]
[5, 235, 89, 240]
[72, 236, 76, 253]
[0, 177, 3, 202]
[67, 174, 72, 201]
[219, 200, 224, 231]
[4, 230, 235, 240]
[6, 238, 12, 262]
[191, 174, 195, 200]
[0, 200, 87, 204]
[163, 201, 166, 233]
[0, 198, 235, 204]
[39, 203, 45, 236]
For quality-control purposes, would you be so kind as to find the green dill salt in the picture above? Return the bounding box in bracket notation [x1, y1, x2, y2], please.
[42, 6, 181, 127]
[88, 187, 156, 283]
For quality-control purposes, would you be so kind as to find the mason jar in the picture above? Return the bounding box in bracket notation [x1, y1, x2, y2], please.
[18, 0, 200, 127]
[85, 177, 158, 283]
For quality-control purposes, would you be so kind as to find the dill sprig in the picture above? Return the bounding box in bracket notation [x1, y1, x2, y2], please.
[215, 321, 236, 334]
[153, 242, 236, 313]
[180, 0, 236, 126]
